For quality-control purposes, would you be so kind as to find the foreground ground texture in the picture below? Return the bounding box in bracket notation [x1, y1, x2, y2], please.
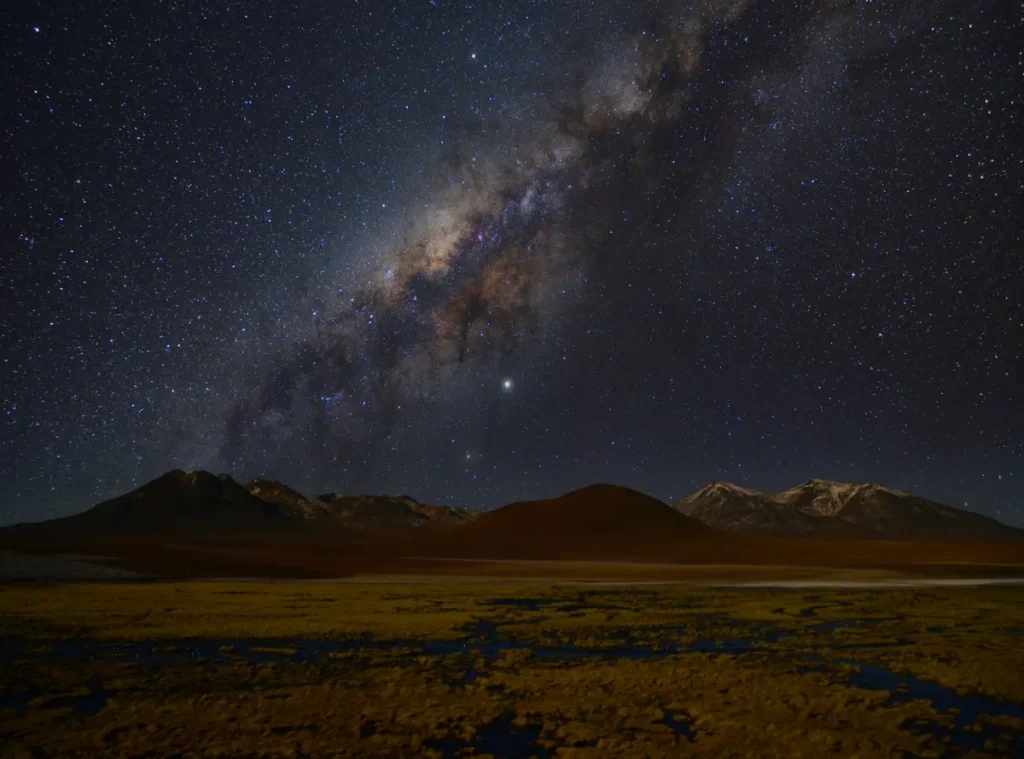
[2, 581, 1023, 758]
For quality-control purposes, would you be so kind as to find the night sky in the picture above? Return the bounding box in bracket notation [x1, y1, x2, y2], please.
[2, 0, 1021, 526]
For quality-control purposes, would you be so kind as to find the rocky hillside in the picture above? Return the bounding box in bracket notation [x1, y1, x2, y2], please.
[674, 479, 1021, 540]
[3, 471, 475, 536]
[20, 470, 293, 533]
[309, 492, 477, 532]
[242, 479, 477, 532]
[674, 482, 838, 537]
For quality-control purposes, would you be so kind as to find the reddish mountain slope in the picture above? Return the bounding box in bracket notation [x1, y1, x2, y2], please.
[4, 476, 1022, 578]
[408, 483, 734, 561]
[4, 471, 475, 541]
[15, 470, 292, 534]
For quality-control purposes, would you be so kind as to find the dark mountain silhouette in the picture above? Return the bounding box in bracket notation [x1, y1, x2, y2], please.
[675, 479, 1022, 541]
[3, 471, 474, 537]
[19, 470, 292, 534]
[3, 476, 1024, 578]
[407, 483, 735, 561]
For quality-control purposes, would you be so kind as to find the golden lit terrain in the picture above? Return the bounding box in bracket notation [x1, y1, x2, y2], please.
[2, 582, 1024, 757]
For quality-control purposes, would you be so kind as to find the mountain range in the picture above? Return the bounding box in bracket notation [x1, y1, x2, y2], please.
[246, 476, 476, 532]
[3, 471, 1019, 545]
[8, 470, 476, 535]
[3, 471, 1023, 578]
[672, 479, 1020, 541]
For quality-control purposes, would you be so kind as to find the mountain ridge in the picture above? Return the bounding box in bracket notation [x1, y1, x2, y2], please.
[15, 470, 293, 534]
[3, 471, 1018, 544]
[3, 471, 475, 535]
[673, 479, 1021, 540]
[2, 474, 1023, 578]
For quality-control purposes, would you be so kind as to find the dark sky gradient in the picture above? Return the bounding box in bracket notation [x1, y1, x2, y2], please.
[2, 0, 1021, 526]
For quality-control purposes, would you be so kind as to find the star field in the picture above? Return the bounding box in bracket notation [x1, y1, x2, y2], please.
[1, 0, 1022, 525]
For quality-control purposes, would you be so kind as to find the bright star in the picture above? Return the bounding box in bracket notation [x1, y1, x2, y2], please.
[502, 378, 514, 391]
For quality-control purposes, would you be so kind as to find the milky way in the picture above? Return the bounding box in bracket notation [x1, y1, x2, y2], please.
[223, 0, 857, 473]
[2, 0, 1021, 523]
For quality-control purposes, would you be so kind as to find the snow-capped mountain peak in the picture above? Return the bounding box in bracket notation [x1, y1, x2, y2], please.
[672, 477, 1021, 540]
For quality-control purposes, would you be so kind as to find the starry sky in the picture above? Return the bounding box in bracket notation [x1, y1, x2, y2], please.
[2, 0, 1022, 526]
